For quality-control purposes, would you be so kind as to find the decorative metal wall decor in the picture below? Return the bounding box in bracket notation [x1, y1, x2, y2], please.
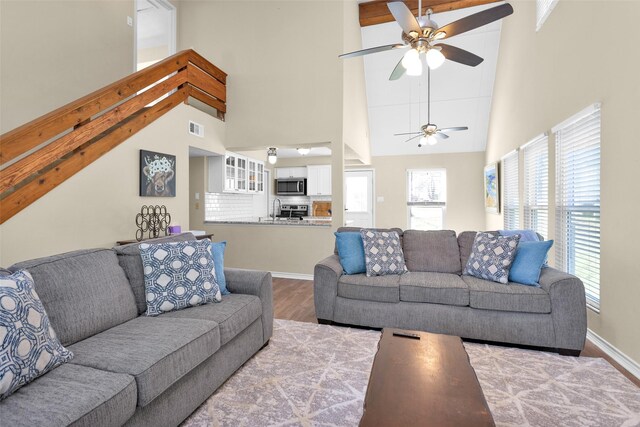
[135, 205, 171, 241]
[140, 150, 176, 197]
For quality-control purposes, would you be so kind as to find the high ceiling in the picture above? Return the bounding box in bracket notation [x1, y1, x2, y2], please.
[361, 2, 504, 156]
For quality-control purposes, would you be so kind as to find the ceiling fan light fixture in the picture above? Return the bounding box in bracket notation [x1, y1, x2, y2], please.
[433, 31, 446, 40]
[267, 147, 277, 164]
[406, 60, 423, 76]
[427, 135, 438, 145]
[401, 48, 420, 69]
[426, 48, 445, 69]
[419, 136, 428, 147]
[296, 147, 311, 156]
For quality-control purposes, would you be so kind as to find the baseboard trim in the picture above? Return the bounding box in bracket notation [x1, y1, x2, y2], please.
[271, 271, 314, 281]
[587, 329, 640, 380]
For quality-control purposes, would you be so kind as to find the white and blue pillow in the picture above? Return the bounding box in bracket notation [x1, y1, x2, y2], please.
[464, 232, 520, 284]
[335, 232, 366, 275]
[0, 270, 73, 400]
[139, 239, 222, 316]
[360, 230, 407, 277]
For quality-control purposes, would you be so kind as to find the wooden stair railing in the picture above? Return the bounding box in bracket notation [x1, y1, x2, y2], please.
[0, 49, 226, 224]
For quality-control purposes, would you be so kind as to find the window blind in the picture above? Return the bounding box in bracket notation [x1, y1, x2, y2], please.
[502, 150, 519, 230]
[536, 0, 559, 31]
[523, 135, 548, 238]
[555, 104, 601, 311]
[407, 169, 446, 230]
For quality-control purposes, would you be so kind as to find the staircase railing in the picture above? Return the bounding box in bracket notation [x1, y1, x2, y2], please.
[0, 49, 226, 224]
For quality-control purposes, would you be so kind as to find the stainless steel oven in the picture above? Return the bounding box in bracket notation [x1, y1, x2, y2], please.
[275, 178, 307, 196]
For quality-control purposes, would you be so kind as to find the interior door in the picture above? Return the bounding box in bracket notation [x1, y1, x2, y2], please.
[344, 170, 374, 227]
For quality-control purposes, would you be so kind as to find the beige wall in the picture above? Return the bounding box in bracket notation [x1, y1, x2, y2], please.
[361, 153, 486, 232]
[0, 105, 226, 266]
[0, 0, 134, 133]
[486, 1, 640, 364]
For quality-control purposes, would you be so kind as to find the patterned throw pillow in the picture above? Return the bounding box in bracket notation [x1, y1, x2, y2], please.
[139, 239, 222, 316]
[0, 270, 73, 400]
[360, 230, 407, 277]
[464, 232, 520, 284]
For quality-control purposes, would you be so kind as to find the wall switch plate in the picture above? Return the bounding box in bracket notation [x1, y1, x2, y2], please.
[195, 192, 200, 200]
[127, 16, 133, 27]
[377, 196, 384, 203]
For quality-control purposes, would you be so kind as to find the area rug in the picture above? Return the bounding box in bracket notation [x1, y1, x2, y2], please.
[182, 319, 640, 427]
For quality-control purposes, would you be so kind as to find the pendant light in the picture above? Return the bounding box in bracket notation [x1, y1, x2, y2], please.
[267, 147, 277, 164]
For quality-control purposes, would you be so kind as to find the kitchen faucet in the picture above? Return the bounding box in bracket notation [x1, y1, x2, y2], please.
[272, 198, 282, 221]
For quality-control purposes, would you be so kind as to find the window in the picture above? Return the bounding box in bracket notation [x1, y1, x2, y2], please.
[502, 150, 520, 230]
[523, 134, 549, 238]
[407, 169, 446, 230]
[554, 104, 601, 311]
[536, 0, 559, 31]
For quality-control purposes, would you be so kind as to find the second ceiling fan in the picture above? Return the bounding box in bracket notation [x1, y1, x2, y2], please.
[340, 1, 513, 80]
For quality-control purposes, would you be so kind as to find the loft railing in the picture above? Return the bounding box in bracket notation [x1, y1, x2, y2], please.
[0, 49, 226, 224]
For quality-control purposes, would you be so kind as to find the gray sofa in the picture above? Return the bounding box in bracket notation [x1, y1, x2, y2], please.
[314, 228, 587, 355]
[1, 233, 273, 426]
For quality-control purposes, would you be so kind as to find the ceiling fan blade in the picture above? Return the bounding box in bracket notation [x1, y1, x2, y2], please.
[404, 134, 422, 143]
[389, 57, 407, 80]
[387, 2, 421, 35]
[436, 3, 514, 39]
[439, 126, 469, 132]
[339, 43, 406, 59]
[438, 44, 484, 67]
[394, 132, 422, 136]
[435, 132, 450, 140]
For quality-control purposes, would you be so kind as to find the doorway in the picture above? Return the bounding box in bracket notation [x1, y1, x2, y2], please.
[344, 169, 375, 228]
[135, 0, 176, 71]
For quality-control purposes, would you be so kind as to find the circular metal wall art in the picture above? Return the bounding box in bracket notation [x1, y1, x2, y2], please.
[135, 205, 171, 241]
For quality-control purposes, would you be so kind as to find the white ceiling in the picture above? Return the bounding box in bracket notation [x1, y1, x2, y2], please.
[361, 3, 505, 156]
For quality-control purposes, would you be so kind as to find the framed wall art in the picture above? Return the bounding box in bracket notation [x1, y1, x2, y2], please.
[140, 150, 176, 197]
[484, 162, 499, 213]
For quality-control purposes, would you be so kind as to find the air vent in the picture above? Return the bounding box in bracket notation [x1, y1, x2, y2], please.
[188, 121, 204, 137]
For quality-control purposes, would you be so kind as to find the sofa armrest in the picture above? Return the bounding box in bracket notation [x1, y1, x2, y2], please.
[313, 255, 343, 322]
[539, 267, 587, 351]
[225, 268, 273, 344]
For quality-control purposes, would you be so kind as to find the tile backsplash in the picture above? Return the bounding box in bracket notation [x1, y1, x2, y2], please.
[205, 193, 255, 221]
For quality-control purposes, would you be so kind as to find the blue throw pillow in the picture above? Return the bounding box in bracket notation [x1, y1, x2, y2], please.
[211, 241, 230, 295]
[499, 229, 541, 242]
[508, 240, 554, 286]
[335, 232, 366, 275]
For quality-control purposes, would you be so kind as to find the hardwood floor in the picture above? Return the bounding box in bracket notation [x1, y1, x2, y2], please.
[272, 277, 640, 388]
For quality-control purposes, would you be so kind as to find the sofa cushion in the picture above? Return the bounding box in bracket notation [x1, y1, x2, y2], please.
[10, 249, 137, 346]
[402, 230, 462, 274]
[360, 230, 407, 276]
[462, 275, 552, 314]
[457, 231, 477, 270]
[338, 274, 400, 303]
[68, 316, 220, 407]
[139, 239, 222, 316]
[399, 272, 469, 306]
[160, 294, 262, 346]
[113, 233, 196, 315]
[0, 270, 74, 400]
[1, 363, 136, 427]
[463, 232, 520, 284]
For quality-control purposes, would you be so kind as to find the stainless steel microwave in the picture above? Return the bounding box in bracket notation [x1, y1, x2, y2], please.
[276, 178, 307, 196]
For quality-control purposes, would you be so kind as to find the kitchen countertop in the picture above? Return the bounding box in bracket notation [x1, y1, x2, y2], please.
[205, 217, 332, 227]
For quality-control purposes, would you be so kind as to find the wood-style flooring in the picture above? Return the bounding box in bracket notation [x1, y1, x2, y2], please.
[272, 277, 640, 388]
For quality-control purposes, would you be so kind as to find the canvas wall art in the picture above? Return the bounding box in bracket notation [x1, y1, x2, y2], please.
[484, 162, 499, 213]
[140, 150, 176, 197]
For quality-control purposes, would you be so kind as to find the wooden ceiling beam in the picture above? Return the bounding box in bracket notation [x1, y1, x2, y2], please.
[359, 0, 502, 27]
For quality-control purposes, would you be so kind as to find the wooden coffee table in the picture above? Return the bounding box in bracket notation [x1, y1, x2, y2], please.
[360, 328, 494, 427]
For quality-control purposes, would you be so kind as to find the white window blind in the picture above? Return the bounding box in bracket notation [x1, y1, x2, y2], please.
[523, 135, 548, 238]
[554, 104, 601, 311]
[502, 150, 520, 230]
[536, 0, 559, 31]
[407, 169, 446, 230]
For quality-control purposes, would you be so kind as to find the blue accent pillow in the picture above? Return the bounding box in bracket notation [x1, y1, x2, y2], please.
[0, 270, 74, 400]
[335, 232, 366, 275]
[499, 229, 541, 242]
[211, 241, 230, 295]
[139, 239, 222, 316]
[508, 240, 554, 286]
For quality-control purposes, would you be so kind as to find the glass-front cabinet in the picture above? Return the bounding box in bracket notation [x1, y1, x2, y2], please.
[236, 156, 247, 192]
[256, 162, 264, 193]
[209, 152, 264, 194]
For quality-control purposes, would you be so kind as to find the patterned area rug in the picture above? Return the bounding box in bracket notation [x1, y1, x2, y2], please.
[182, 319, 640, 427]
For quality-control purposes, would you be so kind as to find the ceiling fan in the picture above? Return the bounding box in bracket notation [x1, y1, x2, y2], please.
[340, 0, 513, 80]
[395, 68, 468, 147]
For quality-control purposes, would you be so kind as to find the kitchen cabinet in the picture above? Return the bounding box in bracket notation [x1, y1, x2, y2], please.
[276, 167, 307, 179]
[209, 152, 263, 193]
[307, 165, 332, 196]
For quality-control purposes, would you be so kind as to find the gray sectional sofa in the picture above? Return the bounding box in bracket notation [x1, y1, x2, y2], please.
[314, 228, 587, 355]
[2, 233, 273, 427]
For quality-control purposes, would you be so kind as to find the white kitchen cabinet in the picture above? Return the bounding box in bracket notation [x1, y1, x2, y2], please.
[208, 152, 254, 193]
[307, 165, 332, 196]
[248, 159, 265, 193]
[276, 167, 307, 179]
